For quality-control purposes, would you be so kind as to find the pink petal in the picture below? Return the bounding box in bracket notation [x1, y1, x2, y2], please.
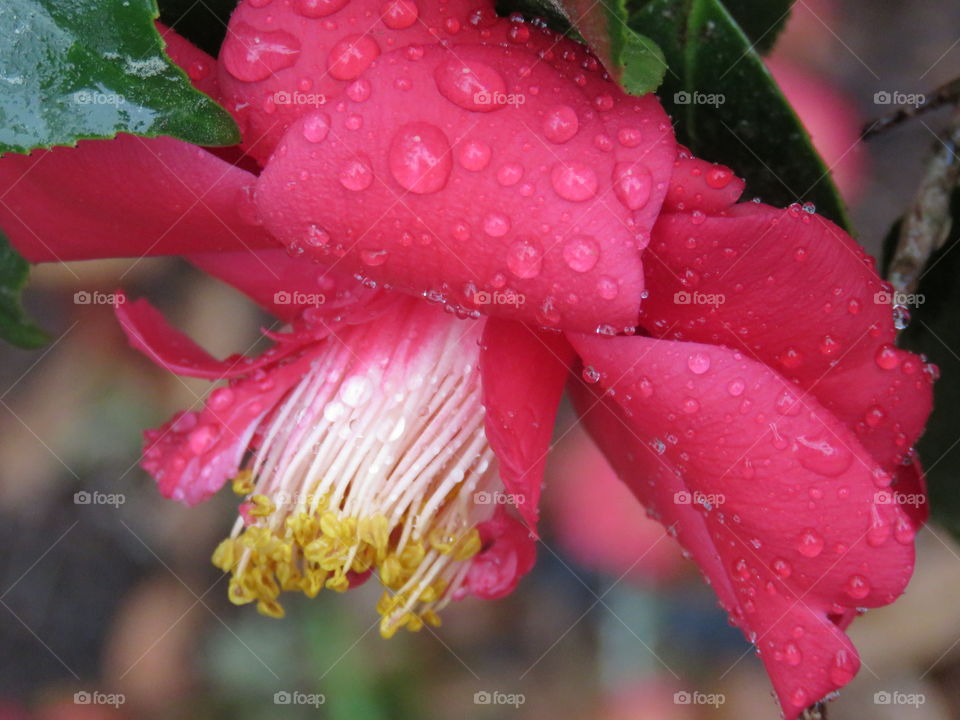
[479, 319, 573, 530]
[661, 149, 745, 214]
[188, 249, 382, 321]
[569, 333, 916, 718]
[466, 506, 537, 600]
[0, 135, 276, 262]
[640, 202, 934, 473]
[116, 295, 279, 379]
[255, 40, 674, 332]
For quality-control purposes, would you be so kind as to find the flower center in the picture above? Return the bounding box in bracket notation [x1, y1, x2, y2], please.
[211, 305, 499, 636]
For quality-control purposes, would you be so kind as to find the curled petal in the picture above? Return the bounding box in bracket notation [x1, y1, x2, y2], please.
[480, 319, 574, 530]
[255, 41, 674, 332]
[661, 150, 745, 214]
[0, 135, 275, 263]
[640, 202, 933, 472]
[466, 506, 537, 600]
[569, 333, 916, 718]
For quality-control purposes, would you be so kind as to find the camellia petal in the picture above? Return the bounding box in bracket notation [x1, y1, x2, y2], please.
[569, 333, 916, 719]
[0, 135, 275, 262]
[640, 201, 934, 474]
[479, 319, 574, 530]
[254, 40, 674, 332]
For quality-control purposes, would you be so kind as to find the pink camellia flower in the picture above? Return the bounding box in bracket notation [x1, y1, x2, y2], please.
[0, 1, 934, 716]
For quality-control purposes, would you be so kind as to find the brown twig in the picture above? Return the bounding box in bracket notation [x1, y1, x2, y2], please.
[886, 103, 960, 294]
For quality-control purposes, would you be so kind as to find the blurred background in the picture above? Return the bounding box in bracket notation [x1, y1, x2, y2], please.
[2, 1, 960, 718]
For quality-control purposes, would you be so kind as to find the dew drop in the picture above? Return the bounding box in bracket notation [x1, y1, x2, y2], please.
[327, 34, 380, 81]
[562, 235, 600, 273]
[389, 122, 452, 194]
[542, 105, 579, 143]
[551, 163, 598, 202]
[506, 239, 543, 279]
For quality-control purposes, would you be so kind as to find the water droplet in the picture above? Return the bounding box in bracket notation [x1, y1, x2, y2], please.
[434, 58, 507, 112]
[830, 649, 856, 686]
[875, 343, 900, 370]
[346, 77, 372, 102]
[551, 163, 598, 201]
[682, 397, 700, 414]
[705, 166, 733, 188]
[597, 276, 619, 300]
[562, 235, 600, 272]
[389, 122, 452, 194]
[582, 366, 600, 383]
[222, 23, 301, 82]
[796, 435, 853, 477]
[458, 140, 492, 171]
[687, 352, 711, 375]
[612, 163, 652, 210]
[339, 158, 373, 191]
[482, 213, 510, 237]
[494, 163, 523, 187]
[797, 529, 825, 558]
[302, 112, 331, 142]
[328, 34, 380, 81]
[506, 239, 543, 279]
[296, 0, 349, 18]
[844, 574, 870, 600]
[617, 127, 643, 147]
[727, 378, 745, 397]
[380, 0, 419, 28]
[783, 642, 802, 666]
[772, 558, 792, 578]
[542, 105, 579, 143]
[779, 346, 804, 369]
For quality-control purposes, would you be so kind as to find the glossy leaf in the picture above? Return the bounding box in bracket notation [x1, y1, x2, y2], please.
[0, 231, 48, 348]
[512, 0, 667, 94]
[632, 0, 850, 229]
[0, 0, 240, 156]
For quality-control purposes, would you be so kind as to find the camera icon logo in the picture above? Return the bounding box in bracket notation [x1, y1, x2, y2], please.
[674, 691, 692, 704]
[74, 692, 91, 705]
[474, 691, 492, 705]
[274, 691, 292, 705]
[673, 91, 691, 105]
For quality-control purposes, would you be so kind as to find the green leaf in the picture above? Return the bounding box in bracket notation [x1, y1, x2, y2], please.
[632, 0, 850, 230]
[0, 231, 48, 349]
[505, 0, 667, 95]
[0, 0, 240, 156]
[891, 190, 960, 540]
[720, 0, 792, 55]
[158, 0, 237, 58]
